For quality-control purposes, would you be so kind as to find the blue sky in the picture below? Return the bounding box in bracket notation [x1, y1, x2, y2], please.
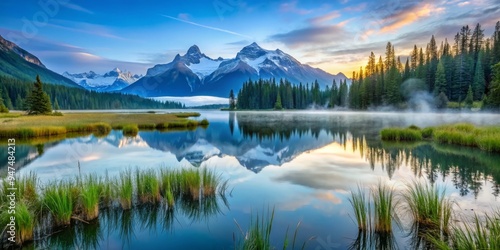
[0, 0, 499, 76]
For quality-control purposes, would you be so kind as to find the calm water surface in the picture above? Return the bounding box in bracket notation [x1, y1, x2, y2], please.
[2, 110, 500, 249]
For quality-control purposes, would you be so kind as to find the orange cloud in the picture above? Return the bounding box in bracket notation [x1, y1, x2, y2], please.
[380, 4, 444, 33]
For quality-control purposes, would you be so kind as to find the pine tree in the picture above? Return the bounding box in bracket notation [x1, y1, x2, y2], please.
[274, 92, 283, 110]
[472, 53, 486, 100]
[229, 89, 236, 110]
[486, 62, 500, 108]
[435, 92, 449, 109]
[54, 98, 60, 111]
[434, 60, 447, 96]
[25, 75, 52, 115]
[0, 88, 9, 113]
[464, 85, 473, 108]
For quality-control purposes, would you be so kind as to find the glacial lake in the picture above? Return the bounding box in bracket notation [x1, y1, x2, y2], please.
[2, 110, 500, 249]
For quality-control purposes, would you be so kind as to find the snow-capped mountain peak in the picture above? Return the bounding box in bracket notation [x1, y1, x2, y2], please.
[123, 43, 348, 97]
[64, 68, 142, 92]
[236, 42, 267, 61]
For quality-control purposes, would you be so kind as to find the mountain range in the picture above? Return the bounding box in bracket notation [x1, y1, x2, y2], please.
[0, 35, 347, 98]
[0, 35, 80, 87]
[122, 43, 348, 97]
[63, 68, 142, 92]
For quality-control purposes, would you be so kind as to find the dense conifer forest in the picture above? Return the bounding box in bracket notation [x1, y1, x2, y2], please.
[0, 75, 184, 110]
[235, 22, 500, 110]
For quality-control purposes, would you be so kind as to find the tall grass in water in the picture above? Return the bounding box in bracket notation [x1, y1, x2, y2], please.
[0, 201, 35, 245]
[17, 172, 38, 204]
[236, 208, 275, 250]
[180, 169, 201, 200]
[348, 185, 371, 231]
[381, 127, 423, 141]
[122, 124, 139, 137]
[202, 168, 219, 197]
[401, 181, 453, 233]
[99, 172, 113, 208]
[372, 183, 398, 234]
[43, 181, 74, 227]
[430, 212, 500, 250]
[118, 169, 133, 210]
[79, 174, 100, 221]
[159, 169, 175, 207]
[135, 169, 161, 204]
[235, 207, 307, 250]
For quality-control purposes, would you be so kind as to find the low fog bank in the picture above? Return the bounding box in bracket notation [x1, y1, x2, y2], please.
[152, 96, 228, 107]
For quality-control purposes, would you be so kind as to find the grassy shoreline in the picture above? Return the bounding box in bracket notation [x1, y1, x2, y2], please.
[0, 168, 228, 246]
[381, 123, 500, 153]
[0, 112, 208, 139]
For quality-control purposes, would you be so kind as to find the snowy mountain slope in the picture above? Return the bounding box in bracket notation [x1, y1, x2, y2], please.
[63, 68, 142, 92]
[122, 43, 348, 97]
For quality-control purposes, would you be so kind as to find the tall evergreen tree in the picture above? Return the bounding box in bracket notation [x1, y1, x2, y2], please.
[0, 88, 8, 113]
[229, 89, 236, 109]
[486, 62, 500, 108]
[434, 60, 447, 96]
[473, 52, 486, 100]
[25, 75, 53, 115]
[274, 92, 283, 110]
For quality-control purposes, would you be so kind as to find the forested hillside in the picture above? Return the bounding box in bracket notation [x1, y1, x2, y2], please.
[0, 75, 184, 110]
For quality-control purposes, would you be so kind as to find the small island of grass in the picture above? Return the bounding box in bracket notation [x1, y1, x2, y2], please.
[0, 112, 209, 139]
[381, 123, 500, 153]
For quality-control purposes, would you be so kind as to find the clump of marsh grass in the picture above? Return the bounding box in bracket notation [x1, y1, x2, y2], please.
[0, 201, 36, 245]
[122, 124, 139, 137]
[99, 171, 113, 208]
[348, 185, 371, 232]
[429, 211, 500, 250]
[14, 201, 36, 244]
[201, 168, 219, 197]
[79, 174, 100, 221]
[236, 207, 275, 250]
[401, 181, 454, 233]
[135, 169, 161, 204]
[372, 182, 398, 234]
[180, 169, 201, 200]
[117, 169, 133, 210]
[43, 181, 74, 227]
[381, 127, 423, 141]
[91, 122, 111, 137]
[235, 207, 309, 250]
[159, 169, 175, 208]
[17, 172, 39, 205]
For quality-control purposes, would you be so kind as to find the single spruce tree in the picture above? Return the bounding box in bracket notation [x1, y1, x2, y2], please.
[464, 85, 474, 108]
[229, 89, 236, 110]
[25, 75, 52, 115]
[54, 99, 60, 111]
[0, 89, 8, 113]
[274, 92, 283, 110]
